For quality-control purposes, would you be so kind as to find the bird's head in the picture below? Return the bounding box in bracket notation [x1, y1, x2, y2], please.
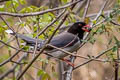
[67, 22, 91, 35]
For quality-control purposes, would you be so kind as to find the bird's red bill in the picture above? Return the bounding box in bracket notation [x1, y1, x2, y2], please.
[82, 25, 91, 32]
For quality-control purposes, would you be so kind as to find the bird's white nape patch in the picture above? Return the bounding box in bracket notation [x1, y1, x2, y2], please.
[5, 29, 13, 34]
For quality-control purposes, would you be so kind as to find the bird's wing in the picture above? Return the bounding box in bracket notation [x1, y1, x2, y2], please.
[47, 32, 79, 49]
[15, 33, 43, 45]
[11, 32, 79, 50]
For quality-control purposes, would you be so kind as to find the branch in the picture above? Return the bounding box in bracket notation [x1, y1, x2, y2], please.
[36, 9, 66, 37]
[65, 56, 76, 80]
[101, 15, 120, 26]
[73, 46, 114, 70]
[86, 10, 113, 19]
[46, 44, 110, 62]
[110, 20, 120, 26]
[0, 39, 34, 53]
[0, 36, 15, 49]
[0, 0, 83, 17]
[82, 0, 91, 19]
[0, 47, 23, 67]
[0, 53, 28, 80]
[0, 16, 15, 32]
[0, 0, 10, 3]
[0, 40, 18, 50]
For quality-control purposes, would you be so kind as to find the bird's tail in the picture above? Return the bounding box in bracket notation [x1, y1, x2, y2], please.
[10, 32, 45, 49]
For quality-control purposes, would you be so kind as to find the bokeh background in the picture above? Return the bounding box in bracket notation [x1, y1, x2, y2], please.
[0, 0, 120, 80]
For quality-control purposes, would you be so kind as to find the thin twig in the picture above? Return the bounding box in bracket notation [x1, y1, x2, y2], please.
[0, 36, 15, 48]
[0, 47, 24, 66]
[37, 9, 66, 37]
[46, 44, 110, 62]
[0, 53, 28, 80]
[0, 16, 15, 32]
[0, 40, 18, 50]
[82, 0, 91, 19]
[0, 0, 10, 3]
[101, 15, 120, 26]
[86, 10, 113, 18]
[0, 39, 35, 54]
[73, 46, 114, 70]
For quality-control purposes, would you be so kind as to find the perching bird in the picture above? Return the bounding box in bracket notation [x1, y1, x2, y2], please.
[11, 22, 91, 65]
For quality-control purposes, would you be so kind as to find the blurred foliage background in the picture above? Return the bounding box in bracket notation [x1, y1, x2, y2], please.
[0, 0, 120, 80]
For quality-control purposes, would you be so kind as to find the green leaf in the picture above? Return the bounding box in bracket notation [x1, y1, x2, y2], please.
[92, 20, 96, 24]
[81, 39, 88, 43]
[19, 6, 38, 13]
[0, 5, 5, 11]
[37, 70, 51, 80]
[42, 73, 51, 80]
[19, 0, 26, 5]
[37, 70, 45, 76]
[114, 36, 120, 46]
[118, 0, 120, 5]
[89, 37, 96, 44]
[109, 13, 113, 18]
[84, 17, 90, 24]
[39, 34, 45, 40]
[48, 12, 55, 18]
[0, 27, 5, 33]
[12, 0, 19, 9]
[108, 38, 113, 45]
[61, 0, 67, 4]
[5, 1, 11, 8]
[23, 46, 29, 50]
[101, 24, 105, 29]
[19, 8, 27, 13]
[112, 46, 118, 52]
[20, 22, 26, 27]
[95, 24, 105, 34]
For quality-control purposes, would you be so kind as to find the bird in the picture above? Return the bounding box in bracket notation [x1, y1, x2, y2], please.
[11, 22, 91, 66]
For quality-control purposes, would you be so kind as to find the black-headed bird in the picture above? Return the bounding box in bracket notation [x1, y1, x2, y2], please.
[11, 22, 91, 66]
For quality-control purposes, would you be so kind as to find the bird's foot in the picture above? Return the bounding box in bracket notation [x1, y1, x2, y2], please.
[62, 58, 74, 67]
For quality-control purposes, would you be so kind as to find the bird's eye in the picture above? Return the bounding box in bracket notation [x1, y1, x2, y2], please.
[78, 24, 81, 26]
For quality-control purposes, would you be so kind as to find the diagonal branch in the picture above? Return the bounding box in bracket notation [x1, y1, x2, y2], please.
[82, 0, 91, 19]
[0, 0, 10, 3]
[73, 46, 114, 70]
[0, 47, 24, 66]
[0, 53, 28, 80]
[36, 9, 66, 37]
